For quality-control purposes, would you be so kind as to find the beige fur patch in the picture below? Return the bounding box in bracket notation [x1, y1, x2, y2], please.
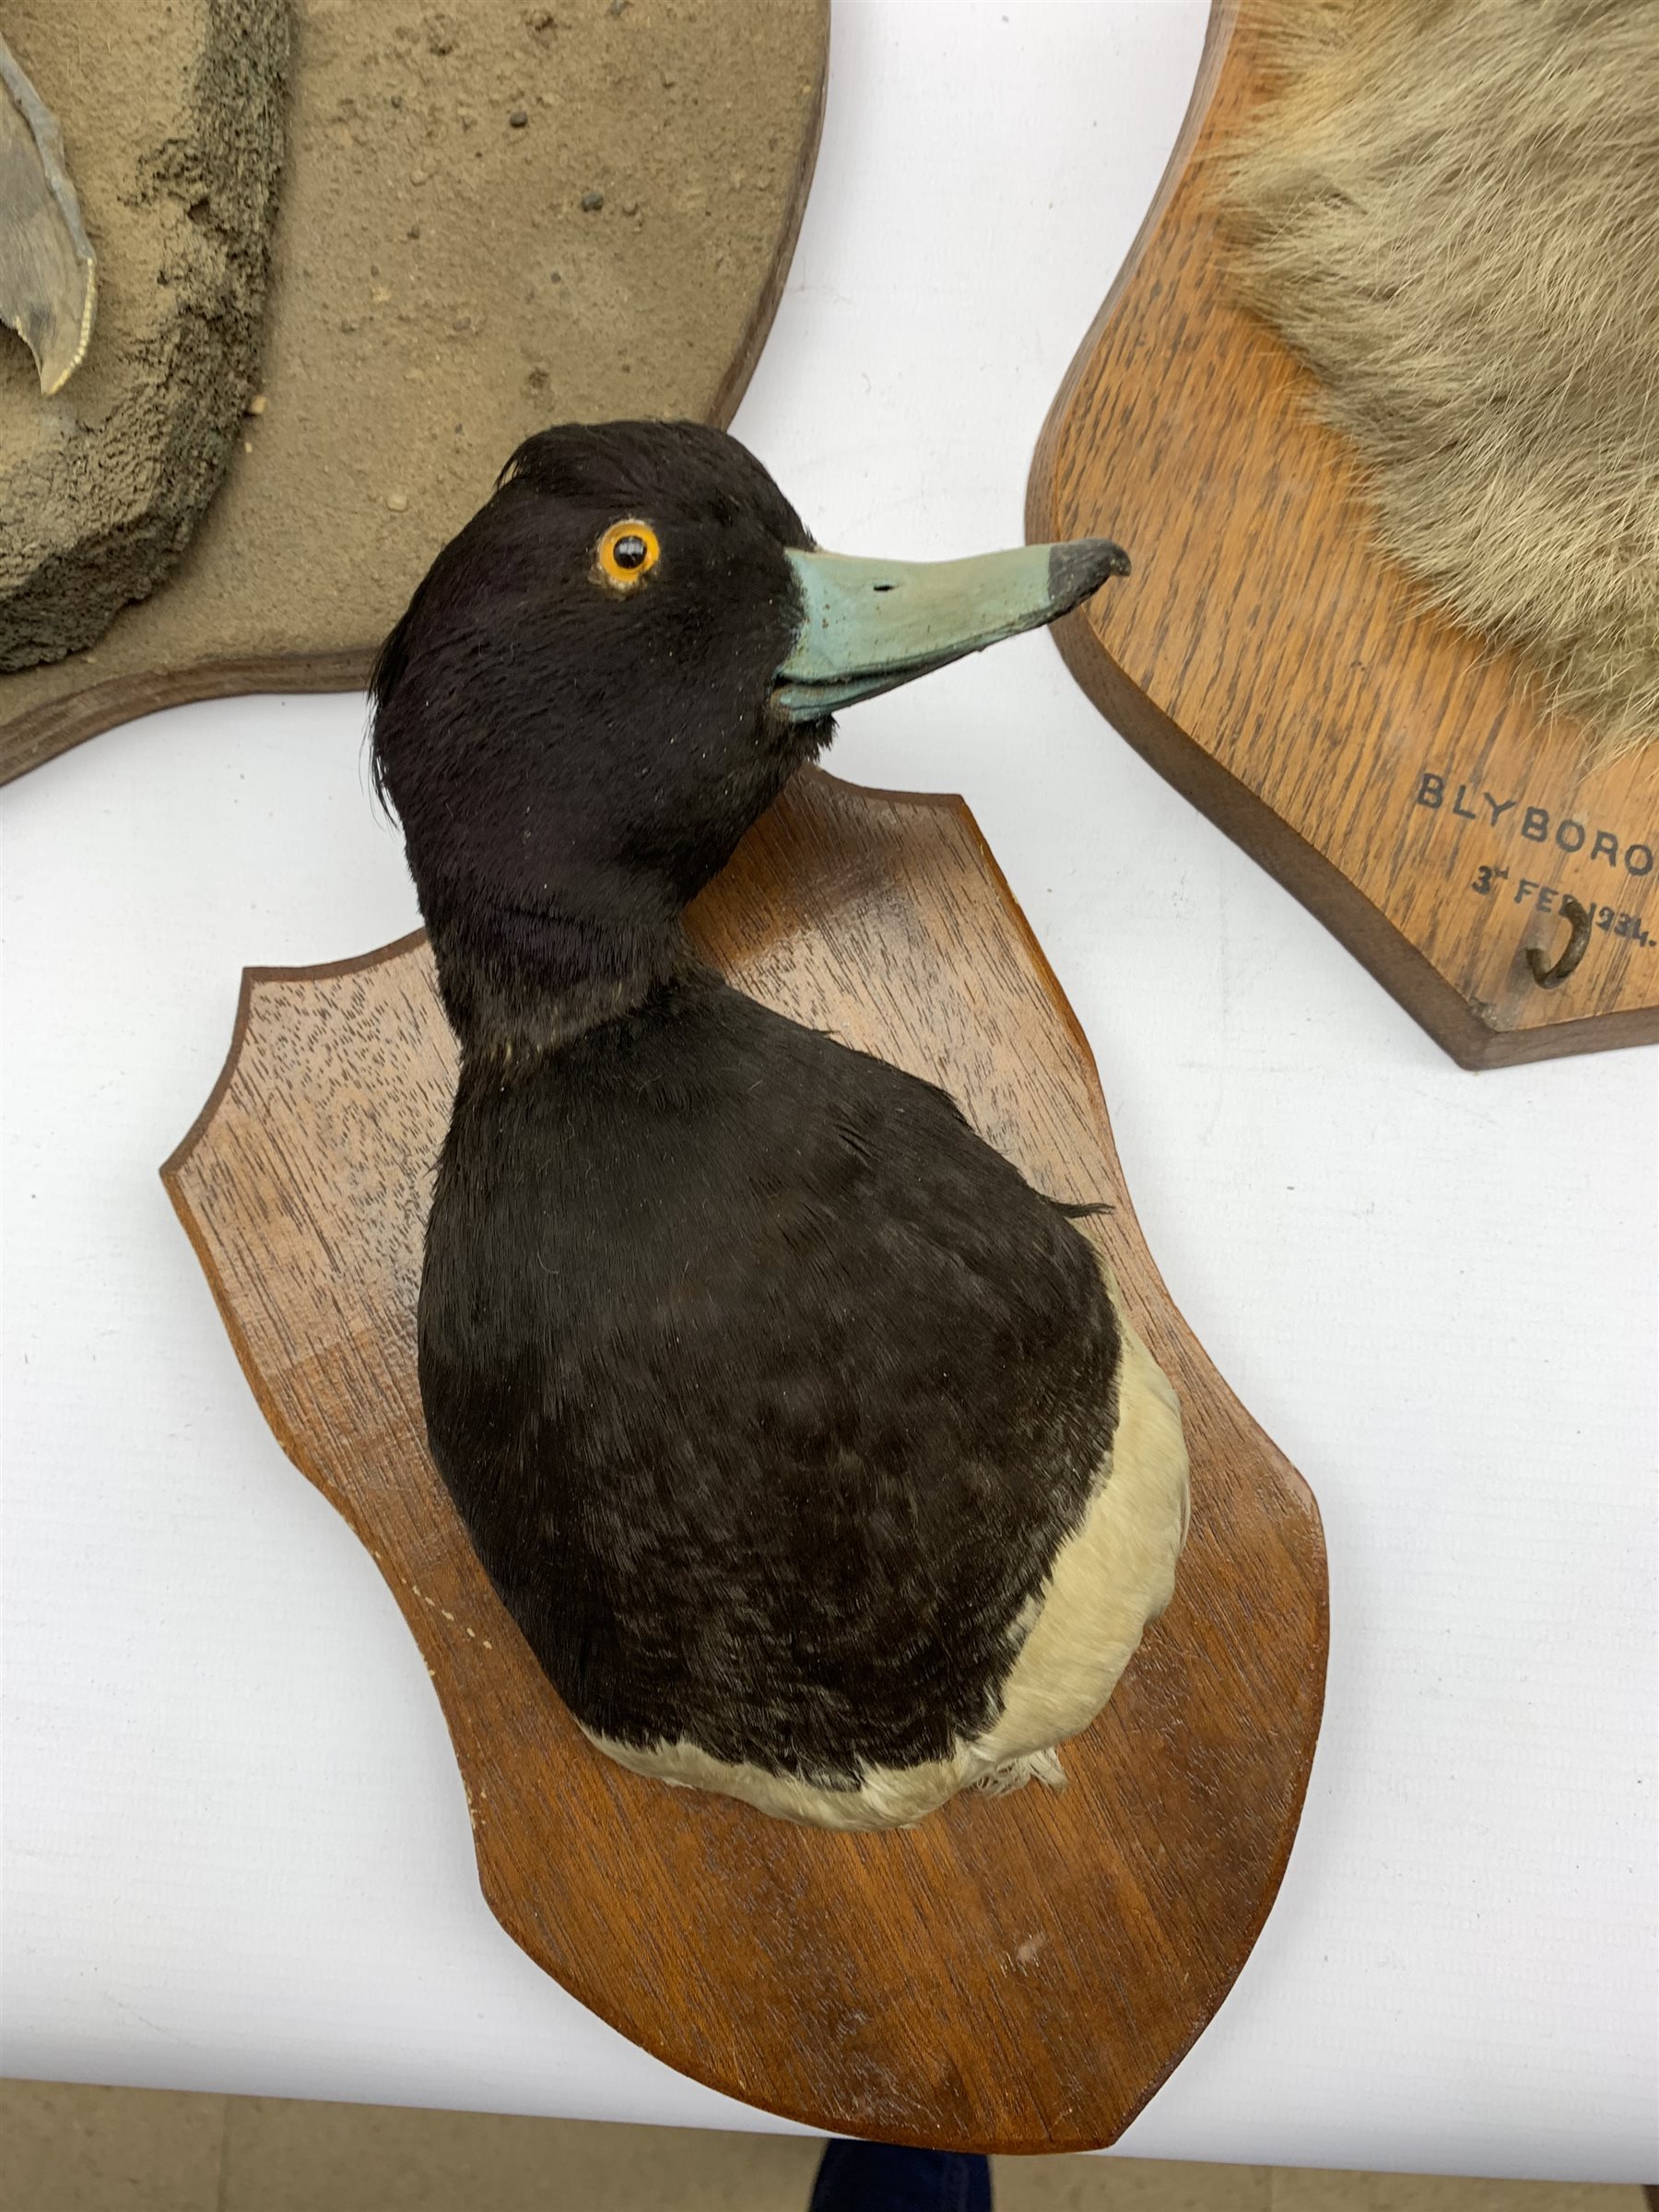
[1222, 0, 1659, 760]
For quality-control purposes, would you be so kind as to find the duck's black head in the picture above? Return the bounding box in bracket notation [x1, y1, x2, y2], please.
[371, 421, 821, 1044]
[371, 418, 1127, 1052]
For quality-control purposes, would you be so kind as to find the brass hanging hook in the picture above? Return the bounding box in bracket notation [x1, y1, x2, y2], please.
[1526, 894, 1592, 989]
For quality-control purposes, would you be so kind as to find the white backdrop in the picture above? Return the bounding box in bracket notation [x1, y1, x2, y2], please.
[3, 2, 1655, 2183]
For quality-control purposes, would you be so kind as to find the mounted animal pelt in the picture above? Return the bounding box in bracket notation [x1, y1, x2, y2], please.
[1221, 0, 1659, 762]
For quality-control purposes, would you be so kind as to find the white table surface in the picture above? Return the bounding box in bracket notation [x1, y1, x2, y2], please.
[4, 0, 1656, 2183]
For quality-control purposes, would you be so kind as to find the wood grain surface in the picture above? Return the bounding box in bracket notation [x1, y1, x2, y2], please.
[1028, 0, 1659, 1070]
[0, 0, 828, 785]
[162, 768, 1327, 2153]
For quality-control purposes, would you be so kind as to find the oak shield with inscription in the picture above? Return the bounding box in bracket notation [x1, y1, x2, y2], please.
[1029, 0, 1659, 1067]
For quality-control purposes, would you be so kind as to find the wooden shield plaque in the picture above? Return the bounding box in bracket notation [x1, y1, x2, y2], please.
[1029, 0, 1659, 1070]
[162, 769, 1327, 2152]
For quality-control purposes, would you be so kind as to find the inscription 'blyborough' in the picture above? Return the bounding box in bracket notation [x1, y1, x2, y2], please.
[1415, 772, 1654, 877]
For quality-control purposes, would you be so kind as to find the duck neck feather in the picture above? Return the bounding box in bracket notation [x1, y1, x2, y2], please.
[428, 901, 693, 1064]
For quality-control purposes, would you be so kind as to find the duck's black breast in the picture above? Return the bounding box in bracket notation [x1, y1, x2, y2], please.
[418, 971, 1121, 1787]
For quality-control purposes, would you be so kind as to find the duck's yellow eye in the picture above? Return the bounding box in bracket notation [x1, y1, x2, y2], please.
[596, 519, 661, 589]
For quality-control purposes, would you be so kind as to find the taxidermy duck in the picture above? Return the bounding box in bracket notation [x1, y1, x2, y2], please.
[370, 420, 1189, 1830]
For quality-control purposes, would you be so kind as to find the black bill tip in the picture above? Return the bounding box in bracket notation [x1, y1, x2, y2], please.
[1045, 537, 1132, 613]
